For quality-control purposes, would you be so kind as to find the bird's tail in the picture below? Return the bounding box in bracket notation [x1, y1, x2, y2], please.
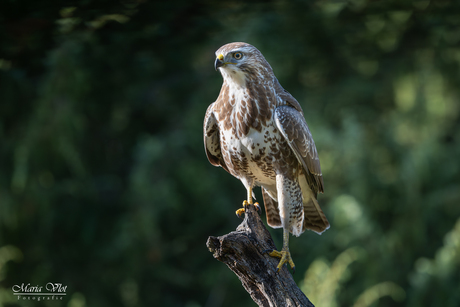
[262, 188, 282, 228]
[302, 195, 330, 234]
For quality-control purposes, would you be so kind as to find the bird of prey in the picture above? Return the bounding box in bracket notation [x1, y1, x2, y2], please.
[204, 42, 329, 272]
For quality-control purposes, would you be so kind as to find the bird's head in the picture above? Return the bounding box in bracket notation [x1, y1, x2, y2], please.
[214, 42, 273, 86]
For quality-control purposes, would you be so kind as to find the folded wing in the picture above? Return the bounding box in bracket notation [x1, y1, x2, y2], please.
[274, 105, 324, 195]
[204, 104, 229, 173]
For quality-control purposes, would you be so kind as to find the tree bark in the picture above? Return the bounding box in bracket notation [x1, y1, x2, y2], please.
[206, 203, 315, 307]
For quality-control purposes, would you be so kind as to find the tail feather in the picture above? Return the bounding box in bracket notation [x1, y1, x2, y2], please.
[299, 174, 330, 234]
[302, 195, 330, 234]
[262, 188, 282, 228]
[263, 177, 330, 235]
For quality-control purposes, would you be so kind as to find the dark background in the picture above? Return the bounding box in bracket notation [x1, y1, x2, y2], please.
[1, 1, 460, 306]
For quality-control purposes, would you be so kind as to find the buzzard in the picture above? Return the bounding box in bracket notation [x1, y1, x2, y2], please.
[204, 42, 329, 272]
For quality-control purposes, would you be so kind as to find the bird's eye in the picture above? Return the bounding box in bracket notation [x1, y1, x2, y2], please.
[234, 52, 243, 60]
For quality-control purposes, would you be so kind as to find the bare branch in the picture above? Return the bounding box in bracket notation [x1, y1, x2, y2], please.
[206, 204, 315, 307]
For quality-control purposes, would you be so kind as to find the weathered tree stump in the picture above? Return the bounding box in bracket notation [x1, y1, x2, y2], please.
[206, 204, 315, 307]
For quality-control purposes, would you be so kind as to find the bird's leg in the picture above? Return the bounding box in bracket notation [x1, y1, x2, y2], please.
[235, 186, 260, 218]
[268, 228, 295, 273]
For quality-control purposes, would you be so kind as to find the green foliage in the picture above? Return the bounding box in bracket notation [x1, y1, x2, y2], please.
[1, 0, 459, 306]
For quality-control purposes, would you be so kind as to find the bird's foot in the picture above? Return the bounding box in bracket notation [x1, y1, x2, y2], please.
[266, 249, 295, 273]
[235, 201, 260, 218]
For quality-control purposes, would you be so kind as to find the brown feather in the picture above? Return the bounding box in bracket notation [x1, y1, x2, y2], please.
[204, 42, 328, 237]
[262, 188, 282, 228]
[274, 106, 324, 194]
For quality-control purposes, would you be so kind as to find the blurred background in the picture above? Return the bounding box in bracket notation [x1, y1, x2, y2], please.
[1, 0, 459, 306]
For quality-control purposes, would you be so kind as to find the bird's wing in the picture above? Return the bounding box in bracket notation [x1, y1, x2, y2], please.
[203, 103, 229, 173]
[274, 78, 304, 114]
[274, 105, 324, 194]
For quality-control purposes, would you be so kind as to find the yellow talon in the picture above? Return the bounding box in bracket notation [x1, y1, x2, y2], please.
[269, 249, 296, 273]
[235, 208, 245, 218]
[235, 200, 260, 218]
[266, 227, 295, 272]
[235, 200, 249, 218]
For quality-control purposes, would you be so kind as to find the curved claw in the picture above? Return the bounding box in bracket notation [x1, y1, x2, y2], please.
[267, 249, 296, 273]
[235, 200, 249, 218]
[235, 208, 245, 219]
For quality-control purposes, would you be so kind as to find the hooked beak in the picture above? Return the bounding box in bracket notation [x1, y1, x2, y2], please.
[214, 54, 224, 71]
